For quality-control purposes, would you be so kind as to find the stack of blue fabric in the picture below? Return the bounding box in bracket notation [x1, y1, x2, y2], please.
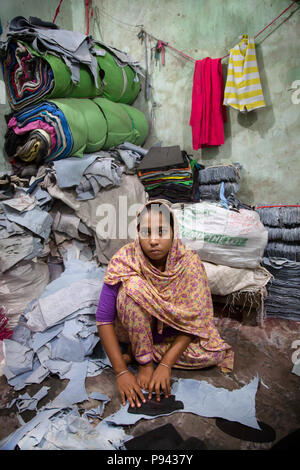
[256, 205, 300, 321]
[256, 206, 300, 261]
[198, 163, 241, 201]
[262, 257, 300, 321]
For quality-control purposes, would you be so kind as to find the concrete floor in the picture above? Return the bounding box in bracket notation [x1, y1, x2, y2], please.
[0, 304, 300, 450]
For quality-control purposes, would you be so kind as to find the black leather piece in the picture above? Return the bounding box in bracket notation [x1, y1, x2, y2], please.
[9, 16, 59, 32]
[216, 418, 276, 443]
[127, 394, 184, 417]
[137, 146, 185, 171]
[176, 437, 207, 450]
[29, 17, 59, 29]
[125, 423, 183, 450]
[270, 428, 300, 450]
[125, 424, 207, 451]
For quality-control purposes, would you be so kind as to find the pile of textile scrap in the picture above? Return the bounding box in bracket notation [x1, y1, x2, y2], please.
[0, 253, 133, 450]
[0, 239, 134, 451]
[137, 145, 197, 203]
[0, 147, 148, 450]
[0, 250, 128, 449]
[256, 205, 300, 321]
[0, 142, 148, 329]
[0, 186, 53, 328]
[0, 173, 28, 199]
[1, 407, 131, 450]
[0, 15, 151, 332]
[1, 257, 109, 392]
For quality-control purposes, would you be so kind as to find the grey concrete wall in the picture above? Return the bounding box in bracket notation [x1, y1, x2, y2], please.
[82, 0, 300, 205]
[1, 0, 299, 206]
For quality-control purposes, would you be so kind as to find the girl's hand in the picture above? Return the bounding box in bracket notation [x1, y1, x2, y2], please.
[116, 371, 146, 408]
[148, 364, 171, 401]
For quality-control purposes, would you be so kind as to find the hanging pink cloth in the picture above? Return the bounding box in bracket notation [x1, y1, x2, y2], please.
[190, 57, 226, 150]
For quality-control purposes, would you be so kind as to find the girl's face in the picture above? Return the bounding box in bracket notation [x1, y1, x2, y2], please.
[138, 210, 173, 265]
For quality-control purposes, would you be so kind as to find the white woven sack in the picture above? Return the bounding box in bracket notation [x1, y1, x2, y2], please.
[172, 202, 268, 269]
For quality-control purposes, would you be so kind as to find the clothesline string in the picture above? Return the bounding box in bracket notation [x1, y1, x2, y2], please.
[220, 0, 299, 60]
[52, 0, 64, 24]
[141, 0, 299, 63]
[254, 0, 299, 38]
[144, 32, 195, 63]
[52, 1, 299, 62]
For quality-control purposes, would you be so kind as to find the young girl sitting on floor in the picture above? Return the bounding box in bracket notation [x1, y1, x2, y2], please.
[96, 200, 233, 408]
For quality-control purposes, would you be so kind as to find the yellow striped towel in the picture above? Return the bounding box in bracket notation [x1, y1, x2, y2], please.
[223, 34, 265, 112]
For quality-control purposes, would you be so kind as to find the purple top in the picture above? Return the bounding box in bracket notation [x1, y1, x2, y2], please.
[96, 282, 122, 325]
[96, 282, 179, 343]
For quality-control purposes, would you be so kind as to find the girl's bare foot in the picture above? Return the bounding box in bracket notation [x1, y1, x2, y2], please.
[137, 362, 154, 390]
